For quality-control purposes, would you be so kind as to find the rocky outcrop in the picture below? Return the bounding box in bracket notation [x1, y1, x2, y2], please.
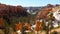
[0, 3, 28, 17]
[36, 4, 60, 20]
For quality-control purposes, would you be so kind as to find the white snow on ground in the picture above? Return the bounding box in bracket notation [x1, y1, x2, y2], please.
[31, 25, 36, 30]
[53, 9, 60, 21]
[53, 9, 60, 27]
[24, 30, 31, 32]
[16, 30, 22, 34]
[52, 21, 58, 28]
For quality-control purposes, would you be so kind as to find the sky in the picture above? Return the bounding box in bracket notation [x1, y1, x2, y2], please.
[0, 0, 60, 7]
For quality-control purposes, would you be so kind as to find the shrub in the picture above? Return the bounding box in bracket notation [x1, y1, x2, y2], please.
[50, 31, 58, 34]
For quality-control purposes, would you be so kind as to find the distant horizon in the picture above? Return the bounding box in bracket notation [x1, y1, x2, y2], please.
[0, 3, 60, 7]
[0, 0, 60, 7]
